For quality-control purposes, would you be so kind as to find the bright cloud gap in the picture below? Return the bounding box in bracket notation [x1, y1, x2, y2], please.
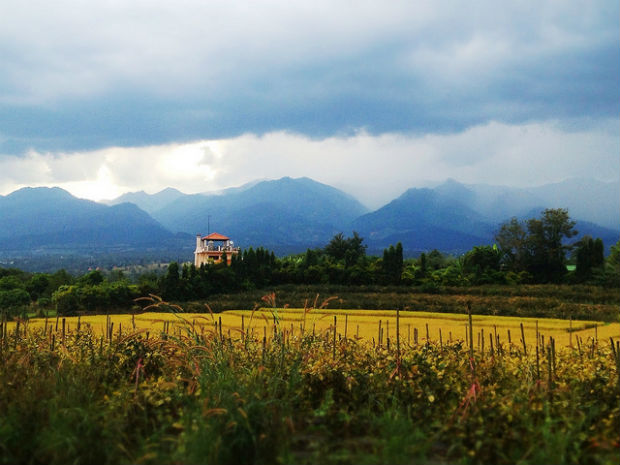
[0, 120, 618, 209]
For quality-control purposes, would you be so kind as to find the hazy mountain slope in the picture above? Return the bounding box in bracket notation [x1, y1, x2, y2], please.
[528, 178, 619, 230]
[0, 187, 174, 250]
[351, 187, 495, 253]
[434, 178, 620, 229]
[152, 177, 369, 235]
[435, 179, 545, 222]
[106, 187, 185, 214]
[217, 202, 338, 252]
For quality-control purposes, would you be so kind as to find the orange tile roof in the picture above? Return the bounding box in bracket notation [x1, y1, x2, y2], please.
[202, 232, 230, 241]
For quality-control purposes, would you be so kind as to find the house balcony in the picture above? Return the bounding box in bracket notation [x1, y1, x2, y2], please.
[195, 245, 241, 254]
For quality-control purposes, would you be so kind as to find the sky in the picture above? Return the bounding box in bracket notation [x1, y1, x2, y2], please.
[0, 1, 618, 208]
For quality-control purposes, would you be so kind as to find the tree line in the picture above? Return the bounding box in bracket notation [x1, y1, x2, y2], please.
[0, 208, 618, 317]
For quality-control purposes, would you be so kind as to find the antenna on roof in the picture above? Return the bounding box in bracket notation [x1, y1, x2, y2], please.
[208, 215, 211, 235]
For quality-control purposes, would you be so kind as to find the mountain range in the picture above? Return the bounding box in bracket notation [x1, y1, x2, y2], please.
[0, 187, 182, 252]
[1, 177, 618, 265]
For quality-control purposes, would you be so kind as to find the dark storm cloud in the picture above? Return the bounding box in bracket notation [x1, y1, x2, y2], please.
[0, 1, 618, 155]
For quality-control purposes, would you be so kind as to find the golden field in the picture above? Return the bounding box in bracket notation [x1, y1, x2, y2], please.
[9, 308, 619, 349]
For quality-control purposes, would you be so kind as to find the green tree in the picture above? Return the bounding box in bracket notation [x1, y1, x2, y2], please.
[324, 232, 367, 267]
[608, 240, 620, 269]
[78, 270, 104, 286]
[497, 209, 578, 283]
[138, 271, 160, 297]
[463, 245, 502, 284]
[604, 239, 620, 284]
[324, 233, 348, 261]
[525, 208, 578, 282]
[0, 275, 25, 291]
[0, 288, 31, 317]
[382, 242, 404, 284]
[160, 262, 181, 300]
[417, 252, 428, 278]
[495, 217, 527, 271]
[26, 274, 49, 301]
[574, 236, 605, 281]
[426, 249, 446, 271]
[51, 285, 80, 315]
[47, 269, 74, 295]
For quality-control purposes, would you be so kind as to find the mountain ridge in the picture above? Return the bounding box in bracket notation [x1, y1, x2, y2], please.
[1, 177, 618, 260]
[0, 187, 177, 251]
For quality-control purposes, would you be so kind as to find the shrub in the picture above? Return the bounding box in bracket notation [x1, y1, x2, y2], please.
[0, 288, 31, 317]
[52, 285, 80, 315]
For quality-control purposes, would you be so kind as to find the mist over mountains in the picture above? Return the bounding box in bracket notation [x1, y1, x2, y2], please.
[1, 177, 618, 269]
[433, 177, 619, 230]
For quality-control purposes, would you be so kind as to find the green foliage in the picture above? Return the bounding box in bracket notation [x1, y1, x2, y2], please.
[51, 285, 80, 315]
[381, 242, 404, 284]
[46, 269, 74, 294]
[160, 262, 181, 300]
[51, 281, 140, 315]
[496, 209, 578, 283]
[78, 269, 105, 286]
[324, 232, 367, 267]
[26, 274, 49, 300]
[0, 288, 30, 316]
[496, 217, 528, 271]
[426, 249, 447, 270]
[574, 236, 605, 281]
[526, 208, 578, 282]
[418, 252, 427, 277]
[0, 275, 25, 291]
[463, 245, 502, 285]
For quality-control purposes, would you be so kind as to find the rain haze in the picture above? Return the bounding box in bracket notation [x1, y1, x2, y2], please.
[0, 0, 618, 208]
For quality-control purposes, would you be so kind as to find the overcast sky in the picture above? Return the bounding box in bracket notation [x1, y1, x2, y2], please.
[1, 1, 618, 207]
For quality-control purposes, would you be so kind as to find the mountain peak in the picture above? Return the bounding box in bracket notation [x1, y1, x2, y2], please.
[441, 178, 463, 186]
[106, 187, 186, 214]
[435, 179, 474, 201]
[7, 186, 75, 200]
[158, 187, 184, 195]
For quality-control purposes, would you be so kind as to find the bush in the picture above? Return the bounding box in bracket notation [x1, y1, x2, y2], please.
[0, 288, 31, 317]
[52, 285, 80, 315]
[418, 281, 442, 294]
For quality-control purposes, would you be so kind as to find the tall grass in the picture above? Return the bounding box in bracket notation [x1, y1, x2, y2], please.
[0, 304, 618, 465]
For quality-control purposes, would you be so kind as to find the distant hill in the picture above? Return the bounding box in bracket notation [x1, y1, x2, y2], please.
[0, 187, 178, 251]
[353, 180, 619, 255]
[351, 187, 495, 254]
[434, 178, 620, 230]
[105, 187, 185, 215]
[527, 178, 619, 230]
[148, 177, 370, 251]
[434, 179, 542, 222]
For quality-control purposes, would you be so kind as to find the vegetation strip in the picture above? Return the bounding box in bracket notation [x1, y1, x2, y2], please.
[1, 307, 618, 465]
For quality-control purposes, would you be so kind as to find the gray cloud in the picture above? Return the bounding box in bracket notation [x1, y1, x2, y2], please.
[0, 1, 617, 154]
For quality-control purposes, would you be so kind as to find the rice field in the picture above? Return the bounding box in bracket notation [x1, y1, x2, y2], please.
[10, 307, 619, 349]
